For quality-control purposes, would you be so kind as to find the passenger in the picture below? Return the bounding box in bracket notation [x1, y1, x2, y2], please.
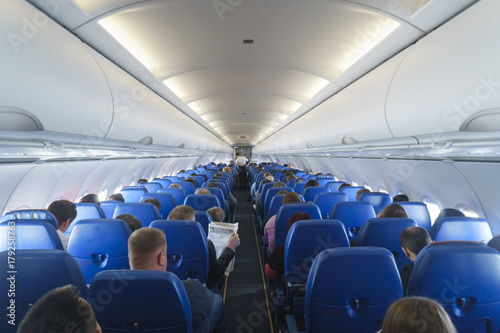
[18, 285, 101, 333]
[272, 181, 285, 188]
[169, 183, 182, 189]
[378, 203, 408, 218]
[338, 183, 351, 191]
[276, 190, 288, 195]
[79, 193, 100, 206]
[254, 179, 272, 215]
[207, 207, 225, 222]
[435, 208, 465, 220]
[108, 193, 125, 202]
[144, 198, 161, 212]
[196, 188, 212, 195]
[185, 177, 196, 187]
[265, 212, 311, 282]
[393, 194, 409, 202]
[116, 213, 142, 232]
[264, 192, 302, 253]
[399, 226, 432, 296]
[304, 179, 319, 188]
[128, 228, 224, 333]
[356, 188, 371, 201]
[235, 153, 248, 189]
[168, 205, 240, 291]
[137, 178, 148, 184]
[379, 297, 456, 333]
[47, 199, 77, 251]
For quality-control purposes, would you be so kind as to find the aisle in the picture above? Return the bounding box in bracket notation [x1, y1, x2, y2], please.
[224, 188, 274, 333]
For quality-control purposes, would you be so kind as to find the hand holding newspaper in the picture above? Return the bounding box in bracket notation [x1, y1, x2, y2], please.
[207, 222, 239, 275]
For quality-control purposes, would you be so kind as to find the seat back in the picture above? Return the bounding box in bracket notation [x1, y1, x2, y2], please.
[275, 203, 322, 248]
[408, 242, 500, 332]
[184, 194, 221, 211]
[141, 182, 163, 193]
[65, 202, 106, 235]
[204, 187, 226, 211]
[157, 188, 186, 207]
[100, 200, 122, 219]
[150, 220, 209, 283]
[155, 178, 172, 188]
[172, 181, 195, 195]
[313, 192, 348, 219]
[0, 249, 87, 332]
[324, 181, 346, 192]
[0, 221, 64, 251]
[113, 202, 161, 228]
[268, 194, 286, 221]
[302, 187, 329, 202]
[141, 193, 177, 219]
[305, 247, 402, 333]
[1, 209, 58, 229]
[315, 176, 335, 187]
[487, 235, 500, 252]
[194, 210, 213, 236]
[68, 219, 132, 284]
[260, 182, 276, 206]
[163, 176, 180, 183]
[340, 186, 366, 201]
[264, 187, 294, 218]
[88, 270, 192, 333]
[121, 186, 148, 202]
[359, 192, 392, 214]
[398, 202, 432, 231]
[356, 218, 418, 270]
[430, 217, 493, 242]
[293, 181, 307, 195]
[329, 202, 376, 241]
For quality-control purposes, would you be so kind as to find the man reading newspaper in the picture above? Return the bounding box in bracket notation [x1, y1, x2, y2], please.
[208, 222, 239, 275]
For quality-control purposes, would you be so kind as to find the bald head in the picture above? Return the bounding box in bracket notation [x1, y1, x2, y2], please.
[128, 228, 167, 270]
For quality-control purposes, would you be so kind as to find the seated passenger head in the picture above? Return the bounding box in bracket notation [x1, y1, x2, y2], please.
[264, 173, 274, 182]
[223, 166, 230, 172]
[196, 188, 211, 195]
[338, 183, 351, 191]
[282, 192, 302, 205]
[356, 188, 371, 201]
[378, 203, 408, 218]
[185, 178, 195, 186]
[18, 285, 101, 333]
[381, 297, 456, 333]
[284, 170, 295, 177]
[393, 194, 409, 202]
[277, 190, 289, 195]
[116, 213, 142, 232]
[137, 178, 148, 184]
[108, 193, 125, 202]
[273, 181, 285, 188]
[168, 205, 195, 221]
[79, 193, 100, 206]
[144, 198, 161, 211]
[287, 212, 311, 232]
[128, 227, 167, 271]
[207, 207, 225, 222]
[48, 199, 77, 231]
[206, 182, 219, 188]
[304, 179, 320, 188]
[399, 226, 432, 261]
[436, 208, 465, 220]
[169, 184, 182, 189]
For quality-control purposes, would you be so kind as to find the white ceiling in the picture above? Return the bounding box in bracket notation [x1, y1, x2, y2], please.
[30, 0, 477, 146]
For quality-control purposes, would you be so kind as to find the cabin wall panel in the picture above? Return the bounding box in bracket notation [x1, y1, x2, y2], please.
[0, 164, 36, 216]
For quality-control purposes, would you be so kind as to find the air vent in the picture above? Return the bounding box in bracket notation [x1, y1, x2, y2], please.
[138, 136, 153, 145]
[0, 107, 43, 131]
[178, 143, 185, 149]
[306, 143, 314, 148]
[342, 135, 358, 145]
[238, 136, 247, 139]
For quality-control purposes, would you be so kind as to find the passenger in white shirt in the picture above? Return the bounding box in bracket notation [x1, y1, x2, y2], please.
[47, 199, 77, 251]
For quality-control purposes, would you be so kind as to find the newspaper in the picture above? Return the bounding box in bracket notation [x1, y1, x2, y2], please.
[207, 222, 239, 275]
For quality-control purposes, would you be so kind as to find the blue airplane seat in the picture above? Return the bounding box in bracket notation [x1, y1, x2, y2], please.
[68, 219, 131, 284]
[487, 235, 500, 252]
[293, 181, 307, 196]
[287, 178, 297, 188]
[196, 166, 206, 171]
[163, 176, 180, 183]
[397, 202, 432, 231]
[315, 176, 335, 187]
[88, 270, 192, 333]
[324, 180, 346, 192]
[340, 186, 366, 201]
[190, 176, 206, 188]
[359, 192, 392, 214]
[0, 221, 64, 251]
[0, 249, 88, 332]
[65, 202, 106, 235]
[121, 186, 148, 202]
[204, 187, 226, 211]
[356, 218, 418, 270]
[313, 192, 348, 219]
[113, 202, 161, 228]
[329, 201, 376, 241]
[275, 202, 322, 248]
[1, 208, 58, 229]
[194, 210, 212, 236]
[172, 181, 195, 195]
[176, 172, 192, 178]
[141, 181, 163, 193]
[407, 242, 500, 332]
[268, 194, 286, 220]
[100, 200, 122, 219]
[284, 220, 349, 316]
[184, 194, 221, 211]
[155, 178, 172, 188]
[302, 186, 329, 202]
[157, 188, 186, 207]
[294, 171, 306, 178]
[150, 220, 209, 284]
[141, 193, 177, 219]
[430, 216, 493, 243]
[289, 247, 402, 333]
[264, 187, 294, 219]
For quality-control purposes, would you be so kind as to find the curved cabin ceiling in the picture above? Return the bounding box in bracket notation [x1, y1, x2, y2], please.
[30, 0, 477, 146]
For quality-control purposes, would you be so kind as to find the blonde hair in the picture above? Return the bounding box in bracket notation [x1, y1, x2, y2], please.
[168, 205, 195, 221]
[381, 297, 456, 333]
[195, 188, 211, 195]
